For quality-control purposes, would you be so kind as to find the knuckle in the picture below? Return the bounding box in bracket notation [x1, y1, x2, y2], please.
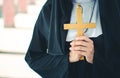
[74, 47, 77, 50]
[79, 46, 82, 50]
[91, 41, 93, 44]
[76, 41, 81, 45]
[80, 41, 83, 44]
[78, 41, 82, 45]
[74, 41, 77, 45]
[90, 40, 93, 44]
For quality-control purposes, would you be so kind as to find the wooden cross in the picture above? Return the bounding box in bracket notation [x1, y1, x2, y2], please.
[64, 5, 96, 60]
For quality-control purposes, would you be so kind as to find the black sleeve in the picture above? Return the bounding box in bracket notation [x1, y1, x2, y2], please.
[25, 1, 69, 78]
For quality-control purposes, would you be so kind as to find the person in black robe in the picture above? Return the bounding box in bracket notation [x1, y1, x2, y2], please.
[25, 0, 120, 78]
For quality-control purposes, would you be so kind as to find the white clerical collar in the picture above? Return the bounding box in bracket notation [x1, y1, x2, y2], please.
[73, 0, 95, 4]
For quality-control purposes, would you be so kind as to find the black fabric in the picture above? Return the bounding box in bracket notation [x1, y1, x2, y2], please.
[94, 0, 120, 78]
[25, 0, 120, 78]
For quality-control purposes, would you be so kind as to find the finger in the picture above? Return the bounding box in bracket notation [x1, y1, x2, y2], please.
[70, 40, 89, 47]
[69, 49, 82, 55]
[70, 40, 76, 47]
[75, 36, 93, 43]
[71, 41, 94, 52]
[79, 51, 87, 56]
[70, 47, 85, 52]
[70, 47, 89, 56]
[74, 40, 89, 47]
[70, 46, 87, 52]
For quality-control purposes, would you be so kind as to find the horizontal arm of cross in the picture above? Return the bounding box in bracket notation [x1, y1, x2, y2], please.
[64, 23, 96, 30]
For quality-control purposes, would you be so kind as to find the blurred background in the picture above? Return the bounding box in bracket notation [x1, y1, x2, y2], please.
[0, 0, 46, 78]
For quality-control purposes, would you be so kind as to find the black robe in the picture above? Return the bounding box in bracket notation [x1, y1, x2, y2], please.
[25, 0, 120, 78]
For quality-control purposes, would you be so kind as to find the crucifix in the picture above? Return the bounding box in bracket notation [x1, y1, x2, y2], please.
[64, 5, 96, 60]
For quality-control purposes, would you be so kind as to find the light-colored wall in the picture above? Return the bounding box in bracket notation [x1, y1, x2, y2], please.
[0, 0, 47, 78]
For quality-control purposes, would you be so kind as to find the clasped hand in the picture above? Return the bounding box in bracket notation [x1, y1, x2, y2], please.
[69, 35, 94, 64]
